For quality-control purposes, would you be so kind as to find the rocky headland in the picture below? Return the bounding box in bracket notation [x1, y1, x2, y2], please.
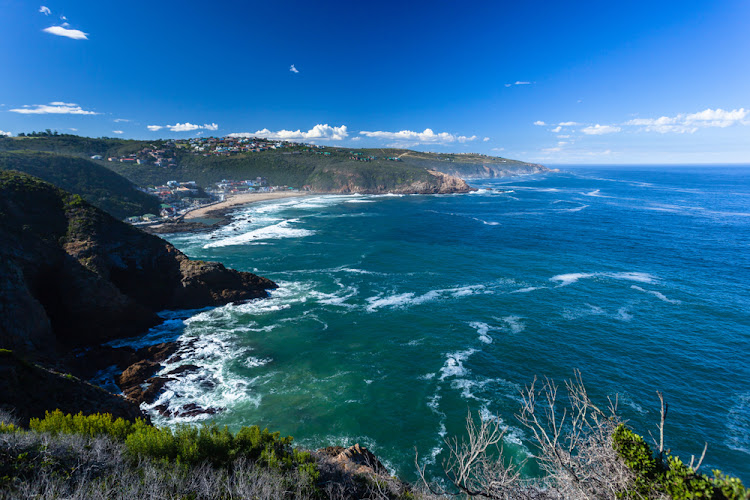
[0, 171, 277, 420]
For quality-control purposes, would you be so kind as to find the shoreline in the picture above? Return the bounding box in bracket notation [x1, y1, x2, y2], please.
[146, 191, 312, 234]
[183, 191, 311, 220]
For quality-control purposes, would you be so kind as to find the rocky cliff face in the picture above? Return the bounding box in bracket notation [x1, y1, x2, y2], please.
[0, 171, 277, 361]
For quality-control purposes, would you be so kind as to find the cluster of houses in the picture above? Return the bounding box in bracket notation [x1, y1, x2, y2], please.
[96, 142, 178, 167]
[209, 177, 270, 196]
[179, 137, 297, 156]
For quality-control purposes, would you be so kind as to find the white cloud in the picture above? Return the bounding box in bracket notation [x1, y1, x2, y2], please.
[9, 102, 98, 115]
[359, 128, 477, 145]
[69, 128, 77, 131]
[43, 25, 88, 40]
[543, 147, 562, 152]
[483, 137, 490, 142]
[558, 121, 579, 126]
[551, 126, 562, 133]
[148, 122, 219, 132]
[0, 130, 12, 137]
[491, 147, 505, 152]
[626, 108, 749, 133]
[351, 137, 361, 141]
[230, 124, 348, 141]
[112, 130, 124, 134]
[515, 81, 531, 85]
[557, 141, 568, 146]
[113, 118, 130, 123]
[39, 6, 51, 15]
[504, 84, 512, 88]
[533, 121, 546, 126]
[582, 124, 621, 135]
[557, 135, 570, 138]
[290, 64, 299, 74]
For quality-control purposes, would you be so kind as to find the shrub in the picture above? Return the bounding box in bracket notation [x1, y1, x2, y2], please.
[613, 424, 749, 499]
[29, 410, 147, 441]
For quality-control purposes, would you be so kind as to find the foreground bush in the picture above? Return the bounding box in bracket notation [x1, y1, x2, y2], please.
[2, 410, 320, 498]
[418, 372, 748, 500]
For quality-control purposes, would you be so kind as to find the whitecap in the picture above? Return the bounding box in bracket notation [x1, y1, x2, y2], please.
[726, 393, 750, 455]
[439, 349, 477, 380]
[204, 219, 313, 248]
[469, 321, 493, 344]
[551, 271, 657, 287]
[631, 285, 681, 304]
[365, 285, 485, 312]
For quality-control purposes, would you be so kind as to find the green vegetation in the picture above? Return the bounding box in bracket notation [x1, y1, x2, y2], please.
[0, 134, 544, 195]
[0, 151, 160, 219]
[27, 410, 316, 474]
[0, 410, 320, 498]
[613, 425, 748, 499]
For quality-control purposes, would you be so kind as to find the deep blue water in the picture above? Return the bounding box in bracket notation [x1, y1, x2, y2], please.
[130, 166, 749, 482]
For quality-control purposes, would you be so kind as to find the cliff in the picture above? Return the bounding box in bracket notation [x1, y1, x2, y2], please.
[0, 171, 277, 361]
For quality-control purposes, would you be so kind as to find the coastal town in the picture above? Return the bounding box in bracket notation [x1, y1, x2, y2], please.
[98, 136, 410, 224]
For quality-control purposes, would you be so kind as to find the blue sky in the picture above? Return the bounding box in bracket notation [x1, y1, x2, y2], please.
[1, 0, 748, 164]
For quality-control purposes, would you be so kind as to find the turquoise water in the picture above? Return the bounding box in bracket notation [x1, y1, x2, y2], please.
[131, 166, 749, 482]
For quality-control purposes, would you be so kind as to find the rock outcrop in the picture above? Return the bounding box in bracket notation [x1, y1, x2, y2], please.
[0, 171, 277, 361]
[0, 349, 144, 425]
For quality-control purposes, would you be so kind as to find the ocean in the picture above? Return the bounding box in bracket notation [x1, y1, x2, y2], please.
[113, 166, 750, 482]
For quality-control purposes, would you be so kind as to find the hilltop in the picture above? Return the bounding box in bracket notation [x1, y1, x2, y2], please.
[0, 150, 161, 219]
[0, 134, 547, 195]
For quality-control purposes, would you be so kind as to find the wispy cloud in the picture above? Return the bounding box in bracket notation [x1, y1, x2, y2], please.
[39, 5, 51, 15]
[558, 121, 579, 126]
[359, 128, 477, 145]
[483, 137, 490, 142]
[113, 118, 130, 123]
[148, 122, 219, 132]
[533, 121, 546, 126]
[551, 126, 562, 133]
[112, 130, 123, 134]
[43, 25, 88, 40]
[9, 102, 98, 115]
[626, 108, 749, 133]
[230, 124, 348, 141]
[515, 81, 531, 85]
[582, 124, 621, 135]
[0, 130, 12, 137]
[290, 64, 299, 74]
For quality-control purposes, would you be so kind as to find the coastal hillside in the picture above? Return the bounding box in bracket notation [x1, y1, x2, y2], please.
[0, 150, 160, 219]
[0, 134, 546, 192]
[0, 171, 276, 361]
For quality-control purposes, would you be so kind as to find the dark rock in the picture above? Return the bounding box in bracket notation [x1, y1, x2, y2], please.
[137, 342, 179, 363]
[176, 403, 222, 417]
[0, 350, 145, 425]
[165, 364, 200, 376]
[116, 360, 161, 390]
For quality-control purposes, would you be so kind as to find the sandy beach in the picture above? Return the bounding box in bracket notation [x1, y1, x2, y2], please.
[182, 191, 310, 220]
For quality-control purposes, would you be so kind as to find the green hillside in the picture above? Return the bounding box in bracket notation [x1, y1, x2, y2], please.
[0, 135, 548, 192]
[0, 150, 160, 219]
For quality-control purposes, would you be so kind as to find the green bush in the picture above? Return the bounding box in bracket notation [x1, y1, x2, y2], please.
[29, 410, 147, 441]
[612, 424, 748, 499]
[26, 411, 317, 484]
